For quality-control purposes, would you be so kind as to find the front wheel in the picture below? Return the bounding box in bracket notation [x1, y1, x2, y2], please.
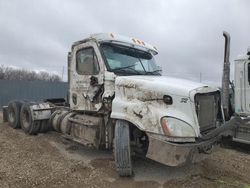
[114, 120, 133, 177]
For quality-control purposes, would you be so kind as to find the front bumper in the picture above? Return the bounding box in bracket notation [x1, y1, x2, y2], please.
[146, 116, 243, 166]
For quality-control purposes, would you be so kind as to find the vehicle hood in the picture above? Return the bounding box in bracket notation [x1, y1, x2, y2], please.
[115, 75, 217, 99]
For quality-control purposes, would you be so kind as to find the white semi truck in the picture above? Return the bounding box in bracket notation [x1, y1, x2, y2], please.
[3, 33, 241, 176]
[221, 32, 250, 144]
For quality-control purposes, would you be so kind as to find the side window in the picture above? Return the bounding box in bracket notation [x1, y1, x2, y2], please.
[76, 47, 99, 75]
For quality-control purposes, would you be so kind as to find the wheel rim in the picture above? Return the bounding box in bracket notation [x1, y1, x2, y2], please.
[22, 110, 30, 129]
[8, 108, 15, 123]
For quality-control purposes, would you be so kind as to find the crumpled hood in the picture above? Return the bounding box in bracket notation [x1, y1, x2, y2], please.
[115, 75, 217, 98]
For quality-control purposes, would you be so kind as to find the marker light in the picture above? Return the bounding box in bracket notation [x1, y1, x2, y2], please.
[163, 95, 173, 105]
[161, 117, 171, 136]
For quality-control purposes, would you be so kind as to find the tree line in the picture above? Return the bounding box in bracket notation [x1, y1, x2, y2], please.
[0, 65, 61, 82]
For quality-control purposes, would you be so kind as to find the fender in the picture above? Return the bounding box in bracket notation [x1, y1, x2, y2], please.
[110, 76, 215, 138]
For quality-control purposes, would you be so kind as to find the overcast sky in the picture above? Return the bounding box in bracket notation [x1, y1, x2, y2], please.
[0, 0, 250, 84]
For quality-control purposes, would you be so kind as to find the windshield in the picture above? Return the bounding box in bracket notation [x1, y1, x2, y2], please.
[101, 43, 161, 75]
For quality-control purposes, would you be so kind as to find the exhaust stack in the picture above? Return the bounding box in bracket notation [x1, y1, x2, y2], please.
[222, 31, 231, 120]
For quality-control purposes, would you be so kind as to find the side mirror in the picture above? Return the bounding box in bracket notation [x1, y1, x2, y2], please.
[248, 63, 250, 85]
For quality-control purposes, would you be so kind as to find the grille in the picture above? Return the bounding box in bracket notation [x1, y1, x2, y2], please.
[195, 92, 220, 133]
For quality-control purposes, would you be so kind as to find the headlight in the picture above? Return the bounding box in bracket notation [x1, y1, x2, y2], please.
[161, 117, 195, 137]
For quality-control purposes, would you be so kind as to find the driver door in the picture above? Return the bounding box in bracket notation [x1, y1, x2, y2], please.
[69, 41, 104, 111]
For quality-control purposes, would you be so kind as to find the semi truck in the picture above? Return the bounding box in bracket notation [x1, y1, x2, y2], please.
[3, 33, 242, 176]
[221, 32, 250, 144]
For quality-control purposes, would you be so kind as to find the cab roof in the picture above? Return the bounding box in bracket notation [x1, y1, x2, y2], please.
[73, 33, 158, 55]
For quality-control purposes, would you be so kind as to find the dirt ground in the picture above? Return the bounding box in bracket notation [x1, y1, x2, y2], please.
[0, 113, 250, 188]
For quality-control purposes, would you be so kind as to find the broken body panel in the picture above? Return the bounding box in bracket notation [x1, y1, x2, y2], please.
[111, 75, 219, 139]
[66, 33, 227, 166]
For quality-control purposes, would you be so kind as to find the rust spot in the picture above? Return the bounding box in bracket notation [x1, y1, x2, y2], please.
[117, 82, 137, 89]
[133, 111, 143, 118]
[123, 106, 128, 114]
[175, 154, 180, 161]
[126, 89, 163, 102]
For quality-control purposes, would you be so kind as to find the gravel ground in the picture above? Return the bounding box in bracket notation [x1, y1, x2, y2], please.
[0, 112, 250, 188]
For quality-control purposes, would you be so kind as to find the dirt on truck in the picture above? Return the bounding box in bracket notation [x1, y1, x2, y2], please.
[0, 113, 250, 188]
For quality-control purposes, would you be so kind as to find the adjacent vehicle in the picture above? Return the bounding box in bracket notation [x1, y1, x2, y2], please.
[3, 33, 241, 176]
[221, 32, 250, 144]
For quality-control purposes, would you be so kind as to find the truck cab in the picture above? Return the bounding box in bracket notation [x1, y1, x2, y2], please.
[232, 47, 250, 143]
[66, 33, 233, 175]
[68, 33, 160, 112]
[234, 47, 250, 115]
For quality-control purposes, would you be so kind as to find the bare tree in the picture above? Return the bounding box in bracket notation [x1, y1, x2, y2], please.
[0, 65, 62, 82]
[0, 65, 4, 79]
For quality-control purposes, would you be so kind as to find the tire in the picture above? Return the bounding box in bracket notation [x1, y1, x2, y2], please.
[114, 120, 133, 177]
[3, 106, 8, 122]
[7, 101, 24, 129]
[49, 110, 58, 131]
[20, 102, 41, 135]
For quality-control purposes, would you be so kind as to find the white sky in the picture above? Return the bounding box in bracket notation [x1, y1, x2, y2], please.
[0, 0, 250, 84]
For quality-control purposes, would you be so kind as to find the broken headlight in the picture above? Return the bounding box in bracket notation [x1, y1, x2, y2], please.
[161, 117, 195, 137]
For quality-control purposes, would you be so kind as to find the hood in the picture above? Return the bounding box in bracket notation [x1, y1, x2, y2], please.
[115, 75, 217, 98]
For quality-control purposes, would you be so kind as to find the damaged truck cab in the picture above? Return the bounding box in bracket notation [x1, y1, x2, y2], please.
[67, 33, 236, 175]
[6, 33, 241, 177]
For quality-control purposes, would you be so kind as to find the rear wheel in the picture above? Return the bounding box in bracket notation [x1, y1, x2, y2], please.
[114, 120, 133, 177]
[7, 101, 23, 129]
[20, 102, 41, 135]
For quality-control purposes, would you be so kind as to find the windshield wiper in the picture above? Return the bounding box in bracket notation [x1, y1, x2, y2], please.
[112, 65, 142, 75]
[112, 65, 135, 71]
[145, 69, 162, 75]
